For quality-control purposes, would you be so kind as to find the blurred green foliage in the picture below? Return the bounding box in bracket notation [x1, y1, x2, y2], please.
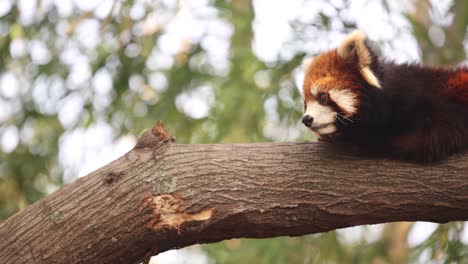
[0, 0, 467, 263]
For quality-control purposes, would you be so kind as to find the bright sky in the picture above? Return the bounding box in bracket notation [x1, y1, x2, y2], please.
[0, 0, 467, 263]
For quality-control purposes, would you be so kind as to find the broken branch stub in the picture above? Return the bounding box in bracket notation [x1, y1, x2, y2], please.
[135, 121, 175, 149]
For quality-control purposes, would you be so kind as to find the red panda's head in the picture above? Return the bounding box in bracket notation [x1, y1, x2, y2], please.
[302, 31, 382, 137]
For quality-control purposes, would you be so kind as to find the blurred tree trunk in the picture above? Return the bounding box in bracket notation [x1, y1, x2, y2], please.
[381, 222, 413, 264]
[1, 122, 468, 264]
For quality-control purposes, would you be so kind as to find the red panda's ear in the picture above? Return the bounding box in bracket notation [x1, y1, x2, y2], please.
[337, 30, 381, 89]
[302, 56, 314, 72]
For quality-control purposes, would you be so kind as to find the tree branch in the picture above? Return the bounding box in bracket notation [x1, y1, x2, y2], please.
[1, 122, 468, 264]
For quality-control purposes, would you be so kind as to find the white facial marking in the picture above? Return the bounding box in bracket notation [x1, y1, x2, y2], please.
[328, 89, 357, 115]
[317, 125, 336, 135]
[310, 85, 318, 96]
[304, 101, 336, 133]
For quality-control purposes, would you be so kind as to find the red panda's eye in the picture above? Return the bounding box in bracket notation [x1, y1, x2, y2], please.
[317, 92, 329, 105]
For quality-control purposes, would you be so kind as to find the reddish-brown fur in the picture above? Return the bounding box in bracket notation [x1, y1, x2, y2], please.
[303, 51, 364, 102]
[303, 41, 468, 162]
[445, 71, 468, 104]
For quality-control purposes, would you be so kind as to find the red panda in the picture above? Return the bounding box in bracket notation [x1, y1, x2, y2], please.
[302, 30, 468, 162]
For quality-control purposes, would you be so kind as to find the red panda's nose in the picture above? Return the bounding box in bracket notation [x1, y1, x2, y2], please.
[302, 115, 313, 127]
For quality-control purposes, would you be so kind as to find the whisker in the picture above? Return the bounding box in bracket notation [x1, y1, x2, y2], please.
[337, 113, 354, 123]
[335, 115, 348, 126]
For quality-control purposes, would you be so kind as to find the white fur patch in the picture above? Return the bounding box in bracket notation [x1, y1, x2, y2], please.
[317, 125, 336, 135]
[361, 66, 381, 88]
[328, 89, 358, 115]
[304, 101, 336, 128]
[310, 85, 318, 96]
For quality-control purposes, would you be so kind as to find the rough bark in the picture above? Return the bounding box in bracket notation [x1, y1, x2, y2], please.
[1, 122, 468, 264]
